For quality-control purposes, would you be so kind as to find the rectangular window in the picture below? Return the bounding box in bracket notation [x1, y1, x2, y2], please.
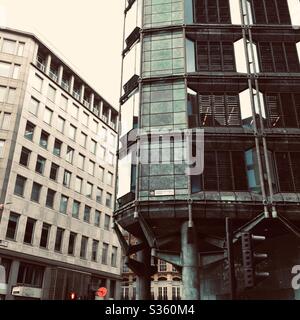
[82, 112, 89, 126]
[49, 163, 59, 181]
[53, 139, 62, 156]
[80, 132, 87, 148]
[43, 107, 53, 125]
[0, 112, 11, 130]
[107, 172, 113, 186]
[14, 175, 27, 197]
[31, 182, 42, 202]
[90, 139, 97, 154]
[29, 97, 39, 115]
[197, 41, 235, 72]
[94, 210, 101, 227]
[0, 85, 6, 101]
[106, 193, 112, 208]
[88, 160, 95, 175]
[92, 119, 98, 133]
[96, 188, 103, 204]
[12, 64, 20, 79]
[40, 223, 51, 248]
[104, 214, 111, 231]
[195, 0, 231, 24]
[68, 232, 77, 255]
[7, 87, 16, 104]
[17, 42, 25, 56]
[72, 200, 80, 218]
[66, 146, 74, 163]
[109, 133, 116, 147]
[33, 74, 43, 92]
[23, 218, 36, 244]
[54, 228, 64, 252]
[92, 240, 99, 262]
[107, 152, 114, 166]
[99, 145, 106, 160]
[2, 39, 16, 54]
[75, 176, 83, 193]
[159, 260, 167, 272]
[71, 104, 79, 119]
[57, 116, 65, 133]
[19, 147, 31, 167]
[101, 127, 107, 141]
[17, 263, 44, 287]
[84, 205, 91, 223]
[35, 155, 46, 174]
[60, 95, 68, 110]
[46, 188, 56, 208]
[69, 124, 77, 140]
[80, 236, 88, 259]
[78, 153, 85, 170]
[101, 243, 109, 265]
[63, 170, 71, 188]
[86, 182, 93, 198]
[6, 212, 20, 240]
[59, 195, 68, 214]
[252, 0, 291, 24]
[24, 121, 35, 141]
[39, 130, 49, 149]
[47, 85, 56, 102]
[0, 140, 4, 158]
[99, 166, 104, 181]
[0, 61, 11, 77]
[111, 246, 118, 267]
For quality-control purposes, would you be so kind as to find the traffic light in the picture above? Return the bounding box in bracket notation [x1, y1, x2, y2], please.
[241, 232, 270, 288]
[69, 291, 77, 300]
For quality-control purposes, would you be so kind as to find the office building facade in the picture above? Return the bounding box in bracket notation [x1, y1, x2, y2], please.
[114, 0, 300, 300]
[0, 27, 120, 300]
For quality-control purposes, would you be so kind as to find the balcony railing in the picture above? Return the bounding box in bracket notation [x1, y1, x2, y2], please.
[110, 122, 116, 130]
[36, 60, 45, 72]
[49, 70, 58, 82]
[72, 90, 80, 100]
[61, 80, 69, 91]
[101, 114, 108, 123]
[83, 99, 90, 108]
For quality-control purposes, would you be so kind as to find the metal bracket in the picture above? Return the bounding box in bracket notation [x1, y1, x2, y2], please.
[204, 236, 226, 249]
[137, 213, 157, 248]
[112, 222, 129, 255]
[154, 250, 182, 268]
[199, 251, 225, 268]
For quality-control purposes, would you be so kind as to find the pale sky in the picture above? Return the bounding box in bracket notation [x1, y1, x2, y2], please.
[0, 0, 124, 107]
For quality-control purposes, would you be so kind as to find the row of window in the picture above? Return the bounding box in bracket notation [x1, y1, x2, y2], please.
[188, 91, 300, 129]
[0, 61, 20, 79]
[14, 173, 113, 215]
[32, 74, 116, 146]
[191, 150, 300, 193]
[27, 99, 115, 165]
[121, 286, 181, 301]
[0, 37, 25, 56]
[0, 85, 16, 104]
[5, 212, 118, 265]
[189, 0, 291, 25]
[194, 41, 300, 73]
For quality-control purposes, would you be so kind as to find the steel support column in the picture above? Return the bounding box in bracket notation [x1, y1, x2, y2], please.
[181, 221, 200, 300]
[136, 243, 151, 300]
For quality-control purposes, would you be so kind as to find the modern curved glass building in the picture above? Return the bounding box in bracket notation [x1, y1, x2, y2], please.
[115, 0, 300, 300]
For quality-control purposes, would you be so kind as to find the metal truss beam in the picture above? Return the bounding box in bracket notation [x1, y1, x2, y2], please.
[135, 212, 157, 248]
[277, 214, 300, 240]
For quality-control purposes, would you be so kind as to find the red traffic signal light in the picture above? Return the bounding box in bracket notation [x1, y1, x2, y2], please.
[69, 292, 77, 300]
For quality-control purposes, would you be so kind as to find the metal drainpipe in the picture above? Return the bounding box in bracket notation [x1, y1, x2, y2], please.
[244, 0, 276, 216]
[113, 0, 127, 217]
[243, 2, 276, 215]
[239, 0, 269, 217]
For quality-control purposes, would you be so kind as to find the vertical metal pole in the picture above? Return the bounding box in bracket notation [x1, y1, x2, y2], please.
[226, 217, 236, 300]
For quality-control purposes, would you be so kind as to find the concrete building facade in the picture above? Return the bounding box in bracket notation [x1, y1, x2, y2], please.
[0, 27, 121, 300]
[114, 0, 300, 300]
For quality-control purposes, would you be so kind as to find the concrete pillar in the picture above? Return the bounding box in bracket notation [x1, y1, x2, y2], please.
[33, 43, 39, 63]
[45, 54, 52, 75]
[58, 65, 64, 85]
[181, 221, 200, 300]
[5, 260, 20, 300]
[99, 100, 103, 118]
[108, 107, 112, 124]
[90, 93, 95, 110]
[69, 75, 74, 94]
[80, 84, 85, 103]
[136, 245, 151, 300]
